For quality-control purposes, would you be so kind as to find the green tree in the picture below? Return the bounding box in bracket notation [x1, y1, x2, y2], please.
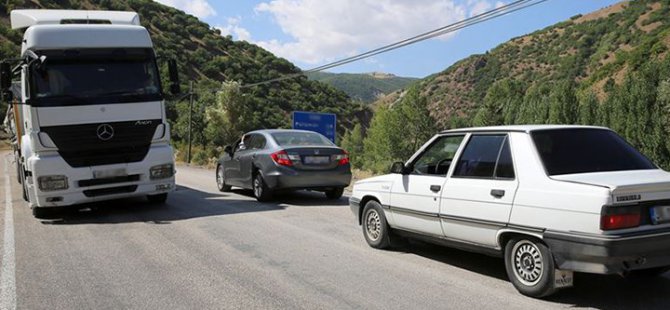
[472, 79, 525, 126]
[340, 123, 365, 169]
[577, 91, 598, 125]
[547, 80, 577, 124]
[362, 106, 404, 173]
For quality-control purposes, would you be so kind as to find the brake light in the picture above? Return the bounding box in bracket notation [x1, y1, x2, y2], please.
[271, 150, 293, 166]
[601, 213, 640, 230]
[333, 151, 350, 166]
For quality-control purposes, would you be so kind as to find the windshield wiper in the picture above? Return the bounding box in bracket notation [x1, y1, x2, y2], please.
[100, 90, 158, 97]
[36, 94, 93, 105]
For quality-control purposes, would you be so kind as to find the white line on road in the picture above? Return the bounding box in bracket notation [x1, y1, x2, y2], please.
[1, 156, 16, 310]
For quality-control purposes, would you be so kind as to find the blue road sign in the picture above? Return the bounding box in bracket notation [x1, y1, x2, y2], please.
[292, 111, 337, 143]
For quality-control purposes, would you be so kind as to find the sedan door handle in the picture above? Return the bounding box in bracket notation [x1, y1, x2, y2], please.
[430, 185, 442, 193]
[490, 189, 505, 198]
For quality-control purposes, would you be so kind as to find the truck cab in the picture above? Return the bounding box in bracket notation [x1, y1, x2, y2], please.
[1, 10, 180, 217]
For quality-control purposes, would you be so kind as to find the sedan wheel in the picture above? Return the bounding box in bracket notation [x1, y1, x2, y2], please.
[253, 173, 272, 202]
[361, 200, 400, 249]
[512, 240, 544, 286]
[504, 237, 557, 298]
[216, 165, 232, 192]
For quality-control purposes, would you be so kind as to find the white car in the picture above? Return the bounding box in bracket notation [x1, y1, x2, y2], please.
[350, 125, 670, 298]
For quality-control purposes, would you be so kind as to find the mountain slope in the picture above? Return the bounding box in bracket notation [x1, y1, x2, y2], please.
[0, 0, 369, 152]
[306, 71, 418, 103]
[378, 0, 670, 127]
[360, 0, 670, 172]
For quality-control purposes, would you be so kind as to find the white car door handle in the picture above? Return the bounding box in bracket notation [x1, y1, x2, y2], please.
[490, 189, 505, 198]
[430, 185, 441, 193]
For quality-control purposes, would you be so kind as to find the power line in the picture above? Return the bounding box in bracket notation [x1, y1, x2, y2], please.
[237, 0, 550, 89]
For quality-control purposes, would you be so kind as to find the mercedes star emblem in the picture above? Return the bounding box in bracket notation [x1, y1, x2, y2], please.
[97, 124, 114, 141]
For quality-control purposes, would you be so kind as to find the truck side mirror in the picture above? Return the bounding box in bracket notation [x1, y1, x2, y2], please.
[390, 162, 409, 175]
[168, 59, 181, 95]
[0, 62, 11, 90]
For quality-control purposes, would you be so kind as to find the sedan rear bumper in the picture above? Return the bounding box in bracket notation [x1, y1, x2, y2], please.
[544, 229, 670, 274]
[263, 165, 352, 190]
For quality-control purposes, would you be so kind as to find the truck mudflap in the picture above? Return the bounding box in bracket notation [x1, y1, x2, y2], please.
[544, 229, 670, 274]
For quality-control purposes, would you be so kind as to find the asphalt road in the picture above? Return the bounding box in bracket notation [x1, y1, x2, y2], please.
[0, 152, 668, 309]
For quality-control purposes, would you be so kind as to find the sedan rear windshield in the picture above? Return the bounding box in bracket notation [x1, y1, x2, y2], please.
[271, 132, 334, 146]
[531, 129, 657, 176]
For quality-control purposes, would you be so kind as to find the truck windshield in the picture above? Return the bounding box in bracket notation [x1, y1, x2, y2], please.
[29, 48, 162, 106]
[531, 128, 657, 176]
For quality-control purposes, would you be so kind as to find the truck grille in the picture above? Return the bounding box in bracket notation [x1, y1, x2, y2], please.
[83, 185, 138, 197]
[41, 119, 161, 168]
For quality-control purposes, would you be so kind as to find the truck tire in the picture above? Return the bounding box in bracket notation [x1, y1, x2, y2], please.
[32, 207, 54, 219]
[504, 237, 558, 298]
[16, 158, 21, 184]
[361, 200, 401, 249]
[147, 193, 168, 204]
[19, 166, 28, 202]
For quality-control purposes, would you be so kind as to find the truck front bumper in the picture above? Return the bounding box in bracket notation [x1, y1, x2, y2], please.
[25, 144, 175, 208]
[544, 229, 670, 274]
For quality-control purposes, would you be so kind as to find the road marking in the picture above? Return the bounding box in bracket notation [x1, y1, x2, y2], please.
[1, 156, 16, 310]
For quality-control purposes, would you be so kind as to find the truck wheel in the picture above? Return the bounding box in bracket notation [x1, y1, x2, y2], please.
[216, 165, 232, 192]
[253, 174, 272, 202]
[32, 207, 54, 219]
[504, 237, 558, 298]
[361, 200, 400, 249]
[16, 159, 21, 184]
[325, 187, 344, 199]
[147, 193, 168, 204]
[20, 166, 28, 202]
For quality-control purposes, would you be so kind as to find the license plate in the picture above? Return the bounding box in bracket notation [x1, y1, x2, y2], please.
[650, 206, 670, 225]
[304, 156, 330, 165]
[554, 270, 574, 288]
[93, 168, 127, 179]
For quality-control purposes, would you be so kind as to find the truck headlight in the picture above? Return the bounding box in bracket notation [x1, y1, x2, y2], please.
[150, 164, 174, 180]
[38, 175, 69, 192]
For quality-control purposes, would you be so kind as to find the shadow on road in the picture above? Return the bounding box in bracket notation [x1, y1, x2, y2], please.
[396, 240, 670, 308]
[228, 188, 349, 207]
[546, 272, 670, 309]
[39, 185, 348, 225]
[399, 240, 509, 281]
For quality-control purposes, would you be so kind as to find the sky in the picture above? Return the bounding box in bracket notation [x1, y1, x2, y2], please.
[154, 0, 622, 78]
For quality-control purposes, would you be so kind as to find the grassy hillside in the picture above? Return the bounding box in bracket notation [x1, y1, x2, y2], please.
[0, 0, 370, 162]
[306, 71, 417, 103]
[359, 0, 670, 172]
[379, 0, 670, 127]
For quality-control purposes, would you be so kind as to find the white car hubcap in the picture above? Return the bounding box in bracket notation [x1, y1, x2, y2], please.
[512, 240, 543, 286]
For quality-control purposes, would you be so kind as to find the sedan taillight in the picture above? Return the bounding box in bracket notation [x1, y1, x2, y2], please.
[333, 151, 350, 166]
[601, 206, 641, 230]
[271, 150, 293, 166]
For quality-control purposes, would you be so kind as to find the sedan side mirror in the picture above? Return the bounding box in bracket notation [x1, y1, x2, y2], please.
[390, 161, 409, 175]
[223, 145, 233, 156]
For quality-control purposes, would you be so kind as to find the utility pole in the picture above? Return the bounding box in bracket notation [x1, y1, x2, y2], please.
[187, 81, 193, 164]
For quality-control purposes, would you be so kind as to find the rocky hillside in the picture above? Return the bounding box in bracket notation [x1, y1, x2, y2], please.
[379, 0, 670, 128]
[306, 71, 417, 103]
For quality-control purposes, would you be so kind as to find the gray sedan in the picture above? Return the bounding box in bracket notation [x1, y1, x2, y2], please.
[216, 129, 352, 201]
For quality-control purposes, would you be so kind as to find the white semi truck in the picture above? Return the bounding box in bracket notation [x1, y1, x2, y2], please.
[1, 10, 180, 217]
